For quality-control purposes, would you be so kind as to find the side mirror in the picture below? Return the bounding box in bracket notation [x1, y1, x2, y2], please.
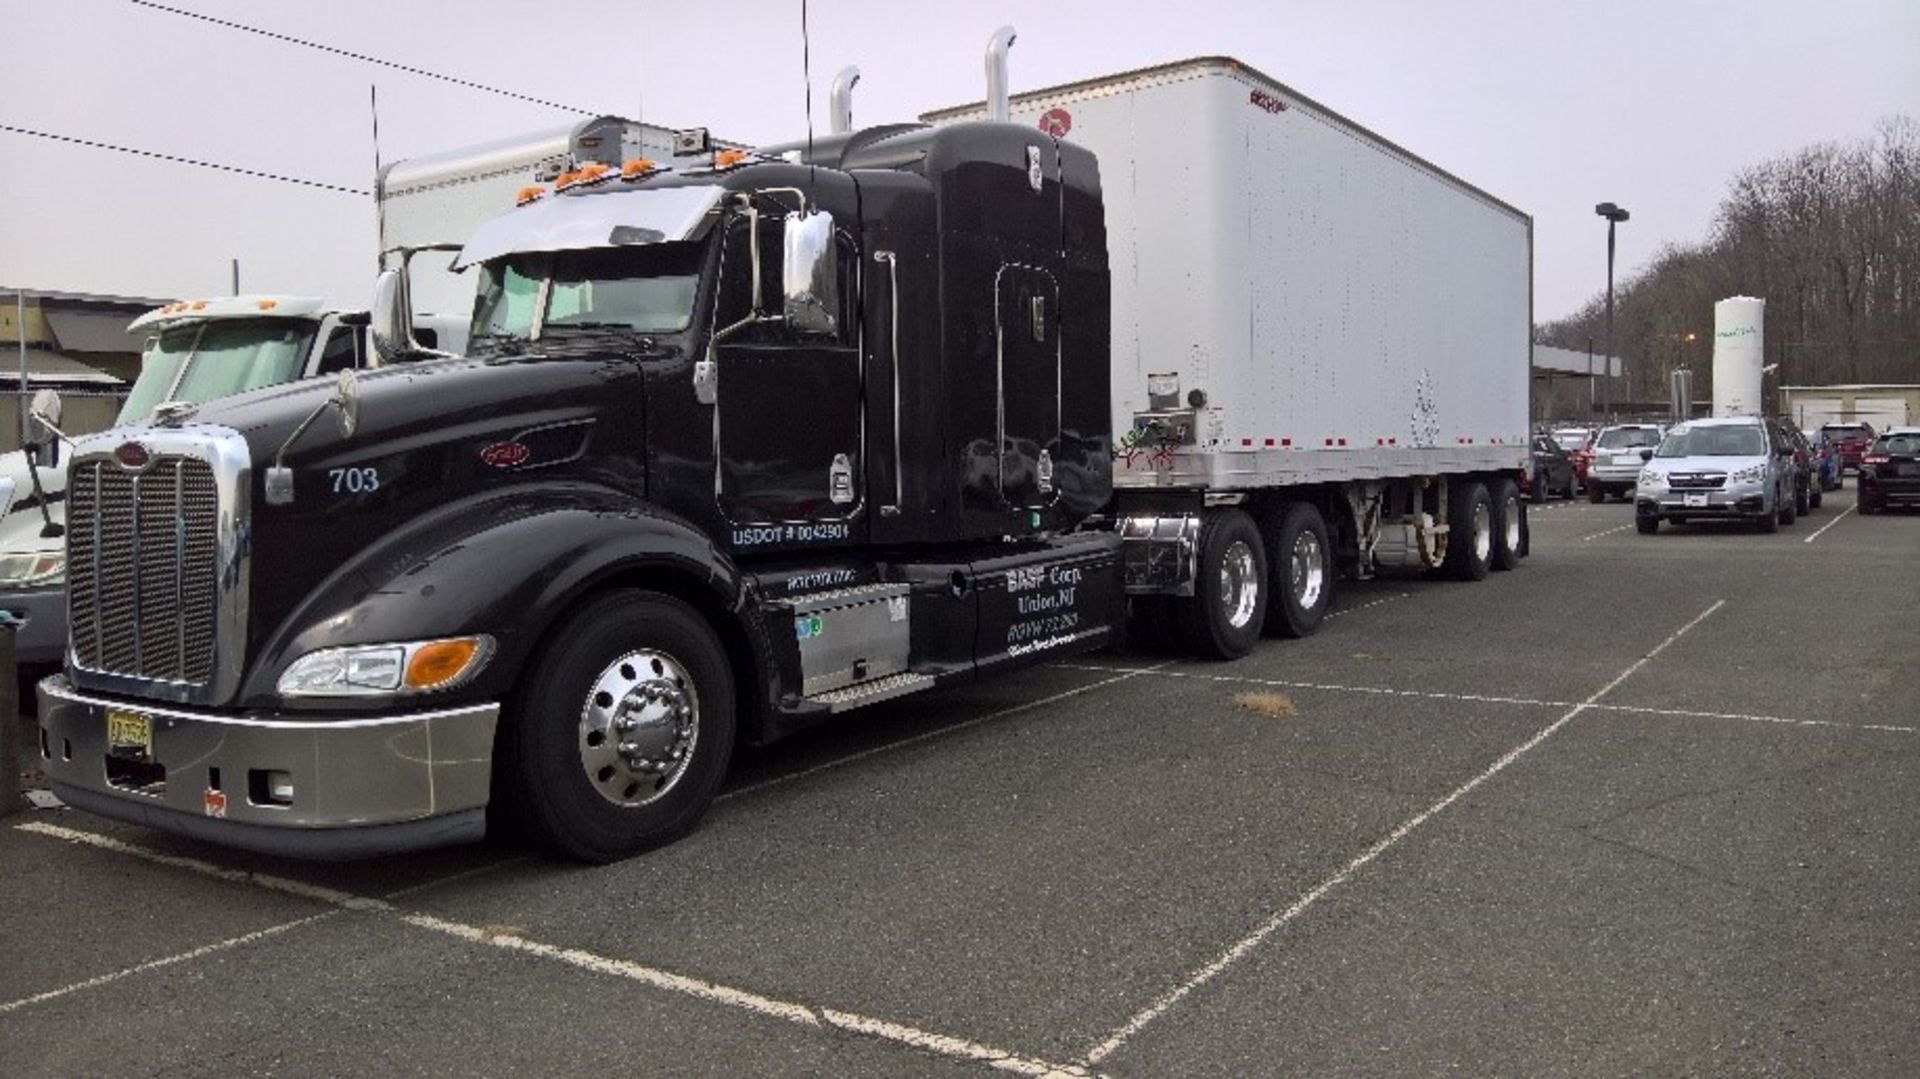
[27, 388, 63, 444]
[782, 210, 838, 336]
[1639, 448, 1654, 462]
[334, 369, 360, 439]
[370, 269, 413, 365]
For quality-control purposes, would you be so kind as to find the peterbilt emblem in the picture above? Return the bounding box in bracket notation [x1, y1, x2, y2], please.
[114, 441, 151, 469]
[480, 441, 531, 469]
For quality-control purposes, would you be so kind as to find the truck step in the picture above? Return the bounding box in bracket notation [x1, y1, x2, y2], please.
[774, 582, 910, 613]
[804, 672, 934, 713]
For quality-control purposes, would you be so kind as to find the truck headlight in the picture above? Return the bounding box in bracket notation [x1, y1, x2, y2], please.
[0, 550, 66, 587]
[277, 635, 494, 697]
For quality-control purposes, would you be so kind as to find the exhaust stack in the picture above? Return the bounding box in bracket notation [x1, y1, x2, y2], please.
[829, 66, 861, 135]
[986, 25, 1017, 123]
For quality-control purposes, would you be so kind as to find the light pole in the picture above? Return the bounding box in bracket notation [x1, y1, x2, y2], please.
[1595, 202, 1629, 416]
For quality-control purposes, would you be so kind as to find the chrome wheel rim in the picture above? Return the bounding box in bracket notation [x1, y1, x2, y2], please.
[1502, 494, 1521, 553]
[1219, 539, 1261, 629]
[1473, 500, 1493, 563]
[1289, 530, 1325, 610]
[577, 649, 699, 808]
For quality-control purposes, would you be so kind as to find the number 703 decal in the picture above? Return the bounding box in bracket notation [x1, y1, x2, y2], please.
[328, 467, 380, 494]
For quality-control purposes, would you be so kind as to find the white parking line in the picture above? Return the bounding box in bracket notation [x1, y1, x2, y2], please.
[1581, 524, 1633, 541]
[719, 661, 1175, 803]
[1802, 505, 1854, 544]
[1081, 598, 1726, 1067]
[0, 911, 337, 1015]
[11, 821, 1089, 1076]
[1594, 701, 1915, 734]
[1322, 592, 1412, 621]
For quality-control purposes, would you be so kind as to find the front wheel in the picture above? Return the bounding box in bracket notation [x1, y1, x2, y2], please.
[1174, 508, 1268, 659]
[495, 590, 736, 863]
[1636, 513, 1659, 534]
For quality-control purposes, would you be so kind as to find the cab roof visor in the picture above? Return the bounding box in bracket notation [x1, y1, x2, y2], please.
[453, 185, 726, 269]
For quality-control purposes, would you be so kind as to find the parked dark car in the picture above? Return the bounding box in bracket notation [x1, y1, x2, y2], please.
[1769, 417, 1821, 513]
[1525, 436, 1576, 501]
[1857, 429, 1920, 513]
[1552, 426, 1596, 491]
[1819, 422, 1878, 473]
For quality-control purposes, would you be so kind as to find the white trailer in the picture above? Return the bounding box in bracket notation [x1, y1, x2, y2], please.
[926, 57, 1533, 643]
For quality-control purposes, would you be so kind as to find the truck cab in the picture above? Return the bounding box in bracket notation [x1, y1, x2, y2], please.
[35, 122, 1125, 862]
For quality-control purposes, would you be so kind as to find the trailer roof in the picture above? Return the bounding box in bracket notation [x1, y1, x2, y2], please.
[921, 56, 1529, 224]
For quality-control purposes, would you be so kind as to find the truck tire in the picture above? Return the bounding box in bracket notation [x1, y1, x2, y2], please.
[1490, 478, 1523, 572]
[1174, 507, 1267, 659]
[1444, 480, 1494, 581]
[494, 589, 736, 863]
[1261, 501, 1333, 639]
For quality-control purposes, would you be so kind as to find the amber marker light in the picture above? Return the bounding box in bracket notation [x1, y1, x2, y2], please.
[256, 299, 278, 310]
[516, 185, 547, 205]
[714, 149, 749, 168]
[620, 158, 657, 178]
[404, 637, 487, 691]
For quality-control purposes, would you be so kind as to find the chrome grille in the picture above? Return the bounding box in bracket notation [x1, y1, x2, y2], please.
[1667, 472, 1727, 490]
[68, 457, 221, 684]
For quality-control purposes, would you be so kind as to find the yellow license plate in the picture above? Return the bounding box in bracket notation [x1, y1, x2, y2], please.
[106, 709, 153, 759]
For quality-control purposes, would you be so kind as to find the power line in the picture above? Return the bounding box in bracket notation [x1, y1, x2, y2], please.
[0, 124, 368, 195]
[129, 0, 594, 115]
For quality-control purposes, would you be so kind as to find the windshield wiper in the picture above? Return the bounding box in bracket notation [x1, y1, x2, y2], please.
[540, 323, 669, 355]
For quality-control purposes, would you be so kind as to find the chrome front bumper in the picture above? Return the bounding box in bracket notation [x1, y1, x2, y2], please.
[36, 674, 498, 858]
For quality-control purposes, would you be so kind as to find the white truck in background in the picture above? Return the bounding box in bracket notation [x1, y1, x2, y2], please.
[0, 296, 464, 665]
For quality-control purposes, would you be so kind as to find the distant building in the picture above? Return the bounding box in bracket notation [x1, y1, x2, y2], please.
[1532, 344, 1625, 423]
[2, 288, 174, 446]
[1779, 384, 1918, 431]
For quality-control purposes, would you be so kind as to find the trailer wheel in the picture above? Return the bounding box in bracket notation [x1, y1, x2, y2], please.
[1174, 508, 1267, 659]
[1444, 481, 1494, 581]
[1261, 502, 1333, 639]
[1489, 479, 1523, 572]
[494, 589, 735, 863]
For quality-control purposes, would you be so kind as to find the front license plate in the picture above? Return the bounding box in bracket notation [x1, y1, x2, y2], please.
[1900, 463, 1920, 477]
[106, 709, 153, 760]
[1684, 493, 1708, 508]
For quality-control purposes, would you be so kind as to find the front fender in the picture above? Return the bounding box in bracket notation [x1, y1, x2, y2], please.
[239, 484, 753, 709]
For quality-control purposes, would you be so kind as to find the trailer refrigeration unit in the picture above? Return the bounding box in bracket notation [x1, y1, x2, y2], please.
[37, 36, 1533, 862]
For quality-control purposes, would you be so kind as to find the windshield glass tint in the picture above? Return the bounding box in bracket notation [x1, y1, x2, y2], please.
[119, 328, 196, 423]
[472, 243, 702, 341]
[1657, 426, 1768, 457]
[1596, 427, 1660, 449]
[164, 320, 316, 405]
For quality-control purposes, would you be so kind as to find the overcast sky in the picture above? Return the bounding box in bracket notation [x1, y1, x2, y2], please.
[4, 0, 1916, 324]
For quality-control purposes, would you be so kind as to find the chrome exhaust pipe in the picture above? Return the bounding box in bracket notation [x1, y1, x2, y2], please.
[829, 66, 860, 135]
[986, 25, 1016, 123]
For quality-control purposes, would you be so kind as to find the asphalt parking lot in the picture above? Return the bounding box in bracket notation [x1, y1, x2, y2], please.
[6, 493, 1917, 1077]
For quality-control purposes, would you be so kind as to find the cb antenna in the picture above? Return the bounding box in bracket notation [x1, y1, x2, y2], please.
[370, 83, 386, 272]
[801, 0, 816, 191]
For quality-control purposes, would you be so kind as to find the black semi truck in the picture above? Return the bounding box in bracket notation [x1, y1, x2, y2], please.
[37, 37, 1532, 861]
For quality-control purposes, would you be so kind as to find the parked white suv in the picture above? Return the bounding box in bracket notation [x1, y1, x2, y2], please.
[1634, 416, 1798, 533]
[1585, 423, 1665, 502]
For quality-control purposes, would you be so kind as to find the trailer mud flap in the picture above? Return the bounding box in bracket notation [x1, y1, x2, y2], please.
[971, 533, 1124, 676]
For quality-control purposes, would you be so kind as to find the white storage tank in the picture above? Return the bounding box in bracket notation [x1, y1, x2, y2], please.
[1712, 296, 1765, 416]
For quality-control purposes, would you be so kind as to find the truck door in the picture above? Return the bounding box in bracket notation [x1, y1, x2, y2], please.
[712, 213, 864, 532]
[995, 263, 1061, 509]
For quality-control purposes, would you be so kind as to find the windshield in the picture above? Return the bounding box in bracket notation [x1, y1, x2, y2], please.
[119, 319, 318, 424]
[1656, 426, 1768, 458]
[1874, 434, 1920, 454]
[1596, 427, 1661, 450]
[472, 243, 702, 344]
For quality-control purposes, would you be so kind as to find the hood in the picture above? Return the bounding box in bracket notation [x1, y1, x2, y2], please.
[1649, 454, 1769, 475]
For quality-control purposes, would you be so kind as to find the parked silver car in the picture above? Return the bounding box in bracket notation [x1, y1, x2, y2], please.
[1634, 416, 1798, 533]
[1585, 423, 1665, 502]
